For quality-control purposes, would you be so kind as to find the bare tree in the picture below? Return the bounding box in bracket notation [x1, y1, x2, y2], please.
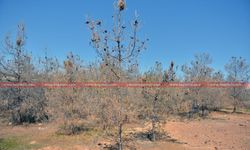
[86, 0, 147, 149]
[0, 24, 48, 124]
[209, 71, 226, 111]
[141, 61, 177, 141]
[141, 62, 163, 142]
[37, 52, 60, 121]
[225, 57, 250, 112]
[182, 53, 213, 117]
[38, 50, 60, 81]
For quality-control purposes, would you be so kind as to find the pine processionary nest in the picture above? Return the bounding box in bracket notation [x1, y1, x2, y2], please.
[118, 0, 126, 11]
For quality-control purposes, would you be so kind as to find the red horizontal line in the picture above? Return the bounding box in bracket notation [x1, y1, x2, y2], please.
[0, 82, 249, 88]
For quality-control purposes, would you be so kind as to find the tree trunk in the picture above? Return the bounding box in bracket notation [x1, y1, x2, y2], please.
[118, 123, 123, 150]
[233, 105, 236, 113]
[151, 95, 157, 142]
[232, 95, 237, 113]
[151, 120, 156, 141]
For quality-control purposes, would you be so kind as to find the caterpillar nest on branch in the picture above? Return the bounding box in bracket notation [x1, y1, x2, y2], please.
[64, 60, 73, 69]
[118, 0, 126, 11]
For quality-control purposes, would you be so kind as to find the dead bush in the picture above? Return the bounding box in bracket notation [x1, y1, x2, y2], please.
[56, 122, 91, 135]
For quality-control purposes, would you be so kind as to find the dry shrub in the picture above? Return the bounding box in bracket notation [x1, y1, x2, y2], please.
[56, 121, 91, 135]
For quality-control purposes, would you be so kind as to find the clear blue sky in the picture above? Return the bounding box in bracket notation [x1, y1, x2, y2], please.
[0, 0, 249, 73]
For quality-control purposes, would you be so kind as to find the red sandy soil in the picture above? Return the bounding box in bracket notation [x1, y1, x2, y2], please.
[165, 112, 250, 150]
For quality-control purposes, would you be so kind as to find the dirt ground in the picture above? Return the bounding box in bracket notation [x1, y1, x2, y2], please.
[165, 112, 250, 150]
[0, 112, 249, 150]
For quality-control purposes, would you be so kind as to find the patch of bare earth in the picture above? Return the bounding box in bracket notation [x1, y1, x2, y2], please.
[37, 145, 91, 150]
[165, 112, 250, 150]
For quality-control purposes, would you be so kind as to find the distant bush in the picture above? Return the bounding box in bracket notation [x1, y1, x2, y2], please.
[7, 88, 48, 124]
[56, 121, 91, 135]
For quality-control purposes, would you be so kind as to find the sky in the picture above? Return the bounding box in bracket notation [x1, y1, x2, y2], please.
[0, 0, 249, 73]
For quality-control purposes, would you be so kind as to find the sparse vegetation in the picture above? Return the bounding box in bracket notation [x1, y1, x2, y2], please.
[0, 137, 42, 150]
[0, 138, 19, 150]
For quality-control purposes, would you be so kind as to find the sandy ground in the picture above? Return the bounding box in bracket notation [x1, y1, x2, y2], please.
[165, 112, 250, 150]
[0, 112, 249, 150]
